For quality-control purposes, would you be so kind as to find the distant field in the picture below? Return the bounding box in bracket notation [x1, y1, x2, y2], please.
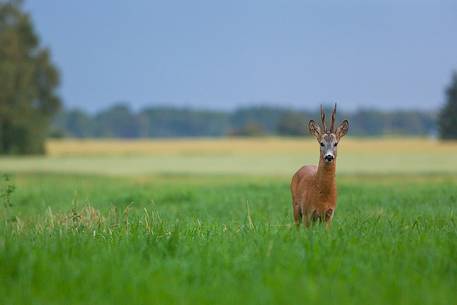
[0, 138, 455, 175]
[1, 138, 456, 305]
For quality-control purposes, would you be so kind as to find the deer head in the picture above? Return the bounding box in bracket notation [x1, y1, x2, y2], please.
[308, 104, 349, 163]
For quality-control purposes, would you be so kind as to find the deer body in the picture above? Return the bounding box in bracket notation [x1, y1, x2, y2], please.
[291, 105, 348, 227]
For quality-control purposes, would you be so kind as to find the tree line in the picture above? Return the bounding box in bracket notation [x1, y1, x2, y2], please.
[51, 105, 437, 139]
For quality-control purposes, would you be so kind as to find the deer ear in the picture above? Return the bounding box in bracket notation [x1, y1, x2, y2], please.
[336, 120, 349, 139]
[308, 120, 321, 139]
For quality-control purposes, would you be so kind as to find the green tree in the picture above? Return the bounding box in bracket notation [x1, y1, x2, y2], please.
[94, 104, 140, 138]
[438, 72, 457, 139]
[0, 1, 61, 154]
[53, 109, 94, 138]
[230, 106, 287, 134]
[277, 112, 310, 136]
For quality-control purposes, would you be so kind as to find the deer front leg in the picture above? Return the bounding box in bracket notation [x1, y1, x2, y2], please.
[293, 203, 302, 228]
[324, 208, 334, 230]
[302, 210, 311, 228]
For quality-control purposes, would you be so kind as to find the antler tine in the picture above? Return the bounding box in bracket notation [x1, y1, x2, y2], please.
[320, 104, 327, 132]
[330, 103, 337, 132]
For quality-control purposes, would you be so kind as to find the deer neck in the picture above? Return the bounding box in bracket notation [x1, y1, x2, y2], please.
[316, 156, 336, 197]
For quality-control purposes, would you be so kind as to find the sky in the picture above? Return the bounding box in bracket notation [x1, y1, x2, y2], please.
[25, 0, 457, 112]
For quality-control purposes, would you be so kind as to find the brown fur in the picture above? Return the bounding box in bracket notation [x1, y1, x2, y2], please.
[291, 153, 336, 227]
[290, 105, 348, 228]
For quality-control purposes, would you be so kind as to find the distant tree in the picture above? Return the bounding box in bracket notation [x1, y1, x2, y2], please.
[51, 105, 439, 139]
[94, 104, 140, 138]
[0, 1, 61, 154]
[139, 107, 229, 137]
[385, 111, 435, 136]
[53, 109, 94, 138]
[350, 110, 385, 136]
[438, 72, 457, 139]
[230, 106, 288, 134]
[277, 112, 309, 136]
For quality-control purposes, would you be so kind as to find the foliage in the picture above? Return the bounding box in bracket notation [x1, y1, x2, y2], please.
[139, 106, 229, 137]
[230, 106, 288, 134]
[53, 105, 437, 139]
[94, 104, 141, 138]
[438, 72, 457, 139]
[53, 109, 94, 138]
[277, 111, 310, 136]
[0, 1, 61, 154]
[0, 173, 456, 305]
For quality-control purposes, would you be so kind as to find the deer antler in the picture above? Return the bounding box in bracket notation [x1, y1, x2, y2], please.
[320, 105, 327, 132]
[330, 103, 337, 132]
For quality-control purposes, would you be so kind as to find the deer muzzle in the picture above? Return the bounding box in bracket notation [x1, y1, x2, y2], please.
[324, 153, 334, 162]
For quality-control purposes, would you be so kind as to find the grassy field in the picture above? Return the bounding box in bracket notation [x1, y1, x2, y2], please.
[0, 138, 456, 175]
[1, 138, 456, 305]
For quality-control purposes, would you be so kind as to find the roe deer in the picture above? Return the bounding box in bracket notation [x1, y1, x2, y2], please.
[290, 104, 349, 228]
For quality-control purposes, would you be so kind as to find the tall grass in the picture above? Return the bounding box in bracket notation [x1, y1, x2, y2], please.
[1, 174, 456, 305]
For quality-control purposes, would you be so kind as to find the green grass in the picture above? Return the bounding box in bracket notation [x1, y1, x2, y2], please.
[1, 173, 456, 305]
[1, 152, 457, 176]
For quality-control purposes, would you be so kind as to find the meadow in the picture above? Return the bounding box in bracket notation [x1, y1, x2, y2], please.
[0, 138, 456, 175]
[0, 138, 456, 305]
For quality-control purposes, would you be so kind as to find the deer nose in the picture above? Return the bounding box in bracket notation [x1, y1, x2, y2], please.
[324, 154, 334, 162]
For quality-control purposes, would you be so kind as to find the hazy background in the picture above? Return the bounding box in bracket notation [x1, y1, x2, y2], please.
[25, 0, 457, 112]
[1, 0, 457, 154]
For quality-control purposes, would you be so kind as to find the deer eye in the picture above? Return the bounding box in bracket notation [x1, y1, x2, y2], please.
[334, 142, 338, 147]
[320, 142, 324, 147]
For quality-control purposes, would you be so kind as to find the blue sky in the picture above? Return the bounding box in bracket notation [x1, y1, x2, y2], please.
[25, 0, 457, 112]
